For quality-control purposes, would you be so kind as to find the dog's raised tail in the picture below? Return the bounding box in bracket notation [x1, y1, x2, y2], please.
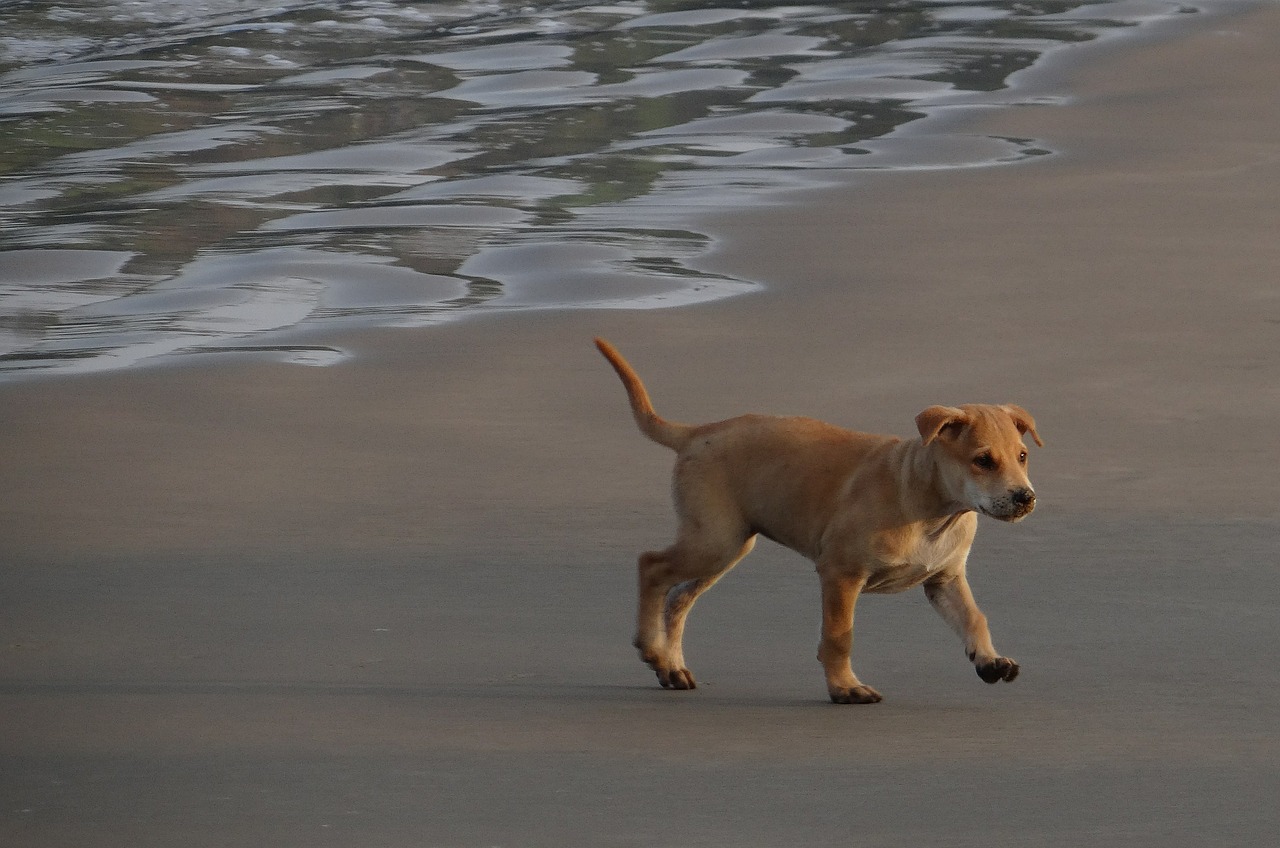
[594, 337, 693, 451]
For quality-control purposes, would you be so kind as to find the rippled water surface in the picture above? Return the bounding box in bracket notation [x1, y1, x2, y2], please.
[0, 0, 1195, 377]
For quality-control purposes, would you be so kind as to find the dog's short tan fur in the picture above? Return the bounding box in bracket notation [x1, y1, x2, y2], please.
[595, 338, 1042, 703]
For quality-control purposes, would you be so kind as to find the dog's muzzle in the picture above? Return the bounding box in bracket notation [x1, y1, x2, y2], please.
[987, 487, 1036, 521]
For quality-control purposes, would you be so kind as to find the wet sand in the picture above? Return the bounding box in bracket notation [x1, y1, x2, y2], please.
[4, 5, 1280, 846]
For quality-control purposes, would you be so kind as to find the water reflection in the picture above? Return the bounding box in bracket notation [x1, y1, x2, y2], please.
[0, 0, 1192, 377]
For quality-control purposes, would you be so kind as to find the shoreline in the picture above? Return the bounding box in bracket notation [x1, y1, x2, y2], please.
[0, 1, 1248, 385]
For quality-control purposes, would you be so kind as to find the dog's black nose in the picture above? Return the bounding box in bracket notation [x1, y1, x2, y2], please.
[1012, 488, 1036, 507]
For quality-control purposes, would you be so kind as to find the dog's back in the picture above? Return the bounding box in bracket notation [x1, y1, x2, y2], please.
[683, 414, 901, 555]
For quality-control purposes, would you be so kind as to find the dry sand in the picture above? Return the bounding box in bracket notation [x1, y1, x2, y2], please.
[3, 4, 1280, 846]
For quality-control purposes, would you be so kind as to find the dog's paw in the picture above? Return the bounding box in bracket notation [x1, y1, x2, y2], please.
[828, 684, 883, 705]
[638, 646, 697, 690]
[976, 656, 1020, 684]
[658, 667, 697, 690]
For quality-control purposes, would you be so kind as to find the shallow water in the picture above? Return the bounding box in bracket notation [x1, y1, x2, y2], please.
[0, 0, 1197, 378]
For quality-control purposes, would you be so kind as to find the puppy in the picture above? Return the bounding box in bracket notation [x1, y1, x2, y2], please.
[595, 338, 1042, 703]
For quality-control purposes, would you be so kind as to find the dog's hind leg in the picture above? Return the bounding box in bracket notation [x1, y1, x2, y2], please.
[635, 528, 753, 690]
[660, 536, 756, 688]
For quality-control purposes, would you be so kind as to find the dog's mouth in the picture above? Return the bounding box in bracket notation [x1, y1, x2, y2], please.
[980, 504, 1035, 522]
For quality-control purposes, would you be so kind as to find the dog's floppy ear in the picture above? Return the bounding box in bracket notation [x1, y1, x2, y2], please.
[1001, 403, 1043, 447]
[915, 405, 968, 445]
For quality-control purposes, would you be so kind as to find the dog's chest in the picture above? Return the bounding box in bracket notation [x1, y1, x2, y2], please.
[864, 523, 972, 593]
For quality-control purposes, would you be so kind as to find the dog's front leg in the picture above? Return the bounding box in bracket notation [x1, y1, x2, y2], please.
[817, 571, 882, 704]
[923, 571, 1019, 684]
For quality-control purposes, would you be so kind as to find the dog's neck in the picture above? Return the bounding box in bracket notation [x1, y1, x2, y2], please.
[925, 510, 972, 542]
[897, 438, 972, 523]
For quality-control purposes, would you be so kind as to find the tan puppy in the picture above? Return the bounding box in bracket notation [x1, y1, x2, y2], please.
[595, 338, 1042, 704]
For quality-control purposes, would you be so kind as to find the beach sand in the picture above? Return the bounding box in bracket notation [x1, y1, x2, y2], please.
[3, 5, 1280, 845]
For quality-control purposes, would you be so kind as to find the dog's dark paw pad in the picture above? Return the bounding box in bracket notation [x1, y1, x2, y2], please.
[976, 657, 1019, 684]
[829, 684, 883, 704]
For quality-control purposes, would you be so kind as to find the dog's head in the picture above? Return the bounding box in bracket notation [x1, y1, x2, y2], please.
[916, 403, 1042, 521]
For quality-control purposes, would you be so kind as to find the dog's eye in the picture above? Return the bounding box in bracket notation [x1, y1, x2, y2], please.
[973, 453, 997, 471]
[1018, 451, 1028, 465]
